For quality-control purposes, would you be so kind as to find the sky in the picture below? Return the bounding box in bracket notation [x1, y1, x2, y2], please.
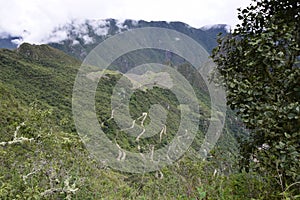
[0, 0, 252, 44]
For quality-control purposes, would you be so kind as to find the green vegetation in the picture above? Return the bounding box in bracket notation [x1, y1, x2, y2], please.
[212, 0, 300, 197]
[0, 44, 80, 132]
[1, 1, 299, 199]
[0, 42, 244, 199]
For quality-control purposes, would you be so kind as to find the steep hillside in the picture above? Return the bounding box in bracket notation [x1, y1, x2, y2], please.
[0, 43, 80, 131]
[0, 43, 259, 199]
[16, 43, 80, 65]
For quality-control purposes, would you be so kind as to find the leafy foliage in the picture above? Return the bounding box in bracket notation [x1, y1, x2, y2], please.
[212, 0, 300, 194]
[0, 34, 290, 199]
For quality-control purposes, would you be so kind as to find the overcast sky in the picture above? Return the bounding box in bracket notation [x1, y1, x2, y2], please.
[0, 0, 252, 44]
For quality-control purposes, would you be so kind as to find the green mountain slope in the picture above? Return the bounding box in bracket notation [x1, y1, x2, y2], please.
[0, 43, 80, 131]
[0, 44, 265, 199]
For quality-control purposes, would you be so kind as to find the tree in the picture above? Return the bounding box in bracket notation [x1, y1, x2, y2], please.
[211, 0, 300, 193]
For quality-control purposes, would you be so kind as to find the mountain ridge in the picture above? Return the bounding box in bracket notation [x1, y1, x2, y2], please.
[0, 25, 248, 199]
[16, 42, 80, 65]
[0, 19, 229, 60]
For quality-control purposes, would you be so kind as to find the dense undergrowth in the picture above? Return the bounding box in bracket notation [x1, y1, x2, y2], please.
[0, 43, 298, 199]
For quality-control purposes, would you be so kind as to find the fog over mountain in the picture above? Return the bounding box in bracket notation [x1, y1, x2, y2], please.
[0, 0, 251, 43]
[0, 19, 229, 59]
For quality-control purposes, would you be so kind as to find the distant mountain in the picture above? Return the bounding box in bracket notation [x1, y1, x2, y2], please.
[49, 19, 229, 60]
[0, 19, 229, 60]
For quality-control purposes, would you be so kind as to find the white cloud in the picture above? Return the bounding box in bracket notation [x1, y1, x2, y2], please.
[0, 0, 252, 44]
[201, 24, 232, 32]
[116, 19, 128, 32]
[44, 29, 69, 44]
[89, 19, 110, 36]
[82, 35, 94, 44]
[72, 40, 80, 45]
